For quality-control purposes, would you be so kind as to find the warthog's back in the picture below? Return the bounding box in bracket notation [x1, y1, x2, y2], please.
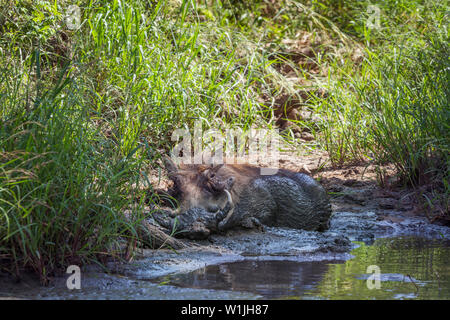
[219, 169, 332, 232]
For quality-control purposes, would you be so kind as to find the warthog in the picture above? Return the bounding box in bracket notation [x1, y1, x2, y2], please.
[152, 157, 332, 239]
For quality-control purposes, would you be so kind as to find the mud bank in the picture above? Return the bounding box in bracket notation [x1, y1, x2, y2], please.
[1, 207, 449, 300]
[119, 209, 450, 280]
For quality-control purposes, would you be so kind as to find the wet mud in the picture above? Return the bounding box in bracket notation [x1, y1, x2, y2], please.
[1, 206, 449, 300]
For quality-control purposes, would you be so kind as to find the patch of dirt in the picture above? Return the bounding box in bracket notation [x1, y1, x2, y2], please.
[259, 33, 334, 140]
[275, 35, 327, 76]
[259, 29, 366, 142]
[260, 89, 326, 136]
[282, 152, 448, 225]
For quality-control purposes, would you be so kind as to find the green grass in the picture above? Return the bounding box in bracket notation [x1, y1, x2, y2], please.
[0, 0, 448, 283]
[300, 1, 449, 210]
[0, 0, 275, 283]
[0, 41, 148, 283]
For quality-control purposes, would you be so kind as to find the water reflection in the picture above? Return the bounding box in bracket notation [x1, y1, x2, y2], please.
[308, 236, 450, 300]
[2, 236, 448, 299]
[160, 237, 450, 300]
[161, 259, 339, 299]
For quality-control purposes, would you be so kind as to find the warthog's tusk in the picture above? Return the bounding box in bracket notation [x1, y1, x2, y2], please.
[225, 189, 233, 204]
[219, 189, 235, 229]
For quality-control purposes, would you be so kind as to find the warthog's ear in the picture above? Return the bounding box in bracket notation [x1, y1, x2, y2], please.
[198, 163, 223, 178]
[211, 163, 224, 173]
[197, 164, 209, 173]
[163, 155, 178, 174]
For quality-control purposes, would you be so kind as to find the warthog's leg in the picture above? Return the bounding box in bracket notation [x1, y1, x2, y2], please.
[151, 209, 176, 230]
[135, 220, 188, 249]
[121, 210, 188, 250]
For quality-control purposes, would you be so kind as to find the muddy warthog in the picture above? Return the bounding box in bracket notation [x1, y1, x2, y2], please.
[152, 157, 332, 239]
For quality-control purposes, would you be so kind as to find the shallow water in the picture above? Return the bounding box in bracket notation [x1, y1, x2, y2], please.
[154, 236, 450, 300]
[1, 217, 449, 300]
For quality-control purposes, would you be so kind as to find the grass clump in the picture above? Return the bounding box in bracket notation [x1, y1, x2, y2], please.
[0, 0, 274, 282]
[304, 1, 449, 216]
[0, 51, 147, 283]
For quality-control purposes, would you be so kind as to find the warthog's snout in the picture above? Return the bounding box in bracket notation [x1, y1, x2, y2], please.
[163, 156, 235, 214]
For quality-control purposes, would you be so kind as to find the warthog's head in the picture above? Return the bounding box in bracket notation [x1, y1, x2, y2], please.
[163, 156, 235, 213]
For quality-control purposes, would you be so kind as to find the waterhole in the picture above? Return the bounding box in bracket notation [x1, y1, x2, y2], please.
[155, 236, 450, 299]
[1, 236, 448, 299]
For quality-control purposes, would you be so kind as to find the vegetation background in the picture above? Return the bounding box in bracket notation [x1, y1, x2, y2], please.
[0, 0, 448, 283]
